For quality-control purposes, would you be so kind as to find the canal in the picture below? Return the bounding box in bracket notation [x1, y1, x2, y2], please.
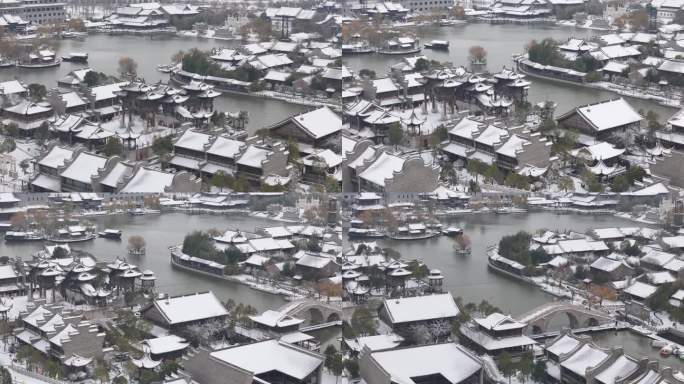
[0, 212, 288, 311]
[378, 211, 642, 315]
[0, 211, 672, 359]
[342, 23, 677, 119]
[2, 34, 308, 132]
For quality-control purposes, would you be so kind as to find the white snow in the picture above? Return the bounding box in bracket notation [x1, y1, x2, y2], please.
[382, 293, 459, 324]
[369, 343, 481, 384]
[152, 291, 228, 325]
[210, 339, 323, 380]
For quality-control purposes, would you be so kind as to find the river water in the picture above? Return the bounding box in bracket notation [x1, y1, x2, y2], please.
[378, 211, 641, 315]
[378, 211, 684, 367]
[0, 212, 287, 311]
[0, 210, 674, 361]
[342, 23, 677, 119]
[1, 34, 307, 132]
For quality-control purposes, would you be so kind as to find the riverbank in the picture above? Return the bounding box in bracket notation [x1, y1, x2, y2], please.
[515, 57, 681, 109]
[169, 72, 339, 110]
[169, 255, 308, 301]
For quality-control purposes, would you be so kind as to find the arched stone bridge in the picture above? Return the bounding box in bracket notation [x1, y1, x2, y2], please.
[278, 299, 346, 326]
[516, 302, 615, 335]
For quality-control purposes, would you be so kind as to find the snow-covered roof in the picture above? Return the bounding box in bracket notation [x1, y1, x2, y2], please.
[624, 281, 657, 299]
[296, 253, 334, 269]
[590, 256, 629, 273]
[373, 77, 399, 93]
[547, 334, 580, 357]
[496, 134, 530, 159]
[358, 152, 405, 187]
[343, 334, 404, 352]
[460, 325, 536, 351]
[542, 239, 609, 255]
[369, 343, 482, 384]
[0, 80, 26, 95]
[647, 271, 676, 285]
[641, 247, 677, 267]
[659, 59, 684, 74]
[561, 344, 609, 377]
[572, 142, 625, 161]
[622, 183, 669, 196]
[236, 145, 271, 169]
[289, 106, 341, 140]
[175, 129, 210, 151]
[595, 355, 638, 384]
[99, 162, 133, 188]
[474, 312, 525, 331]
[602, 61, 629, 74]
[249, 309, 305, 328]
[663, 236, 684, 249]
[38, 146, 74, 169]
[205, 136, 244, 159]
[151, 292, 228, 325]
[382, 293, 459, 324]
[449, 117, 482, 139]
[247, 237, 294, 252]
[120, 167, 176, 193]
[299, 149, 342, 168]
[60, 152, 107, 184]
[475, 124, 508, 147]
[91, 82, 126, 101]
[0, 265, 17, 280]
[143, 335, 188, 355]
[572, 99, 642, 132]
[210, 339, 323, 380]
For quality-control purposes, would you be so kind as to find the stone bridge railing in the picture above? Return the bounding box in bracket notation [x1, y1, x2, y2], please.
[279, 299, 345, 324]
[517, 301, 615, 335]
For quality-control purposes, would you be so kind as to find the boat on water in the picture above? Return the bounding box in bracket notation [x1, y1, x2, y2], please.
[442, 227, 463, 236]
[128, 247, 146, 256]
[348, 227, 385, 239]
[454, 245, 472, 256]
[439, 19, 467, 26]
[157, 64, 174, 73]
[378, 37, 422, 55]
[424, 40, 450, 50]
[387, 223, 440, 240]
[99, 229, 122, 240]
[17, 49, 61, 69]
[661, 344, 674, 357]
[128, 207, 161, 216]
[341, 42, 375, 55]
[47, 225, 96, 243]
[61, 31, 88, 39]
[0, 57, 15, 68]
[5, 231, 44, 242]
[496, 207, 528, 214]
[652, 340, 668, 348]
[62, 52, 88, 63]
